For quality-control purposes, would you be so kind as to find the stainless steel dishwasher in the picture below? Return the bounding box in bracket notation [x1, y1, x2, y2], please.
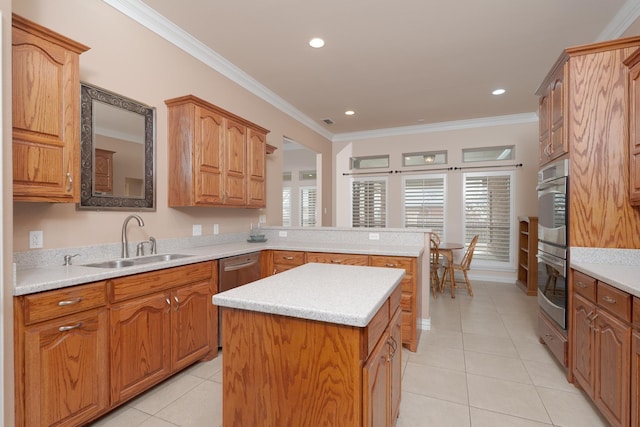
[218, 251, 261, 346]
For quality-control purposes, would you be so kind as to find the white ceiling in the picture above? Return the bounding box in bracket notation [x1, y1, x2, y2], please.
[112, 0, 638, 139]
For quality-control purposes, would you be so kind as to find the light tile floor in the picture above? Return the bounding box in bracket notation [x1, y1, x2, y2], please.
[90, 280, 609, 427]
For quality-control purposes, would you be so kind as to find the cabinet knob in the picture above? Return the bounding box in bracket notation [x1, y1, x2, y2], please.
[65, 172, 73, 192]
[283, 256, 293, 261]
[166, 298, 171, 314]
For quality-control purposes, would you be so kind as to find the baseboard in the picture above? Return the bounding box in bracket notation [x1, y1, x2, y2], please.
[420, 317, 431, 331]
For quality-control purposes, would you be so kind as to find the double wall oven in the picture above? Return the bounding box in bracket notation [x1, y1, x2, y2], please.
[537, 159, 569, 330]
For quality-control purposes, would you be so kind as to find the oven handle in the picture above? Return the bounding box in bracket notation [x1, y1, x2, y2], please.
[537, 251, 566, 277]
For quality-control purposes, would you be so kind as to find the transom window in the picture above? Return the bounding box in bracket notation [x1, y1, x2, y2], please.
[462, 145, 514, 163]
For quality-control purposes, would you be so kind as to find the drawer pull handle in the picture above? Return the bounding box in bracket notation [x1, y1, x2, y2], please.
[385, 263, 397, 267]
[576, 281, 587, 289]
[330, 260, 343, 264]
[58, 298, 82, 306]
[283, 256, 293, 260]
[544, 333, 554, 341]
[387, 336, 398, 362]
[174, 296, 180, 311]
[58, 322, 82, 332]
[166, 298, 171, 314]
[602, 296, 617, 304]
[65, 172, 73, 192]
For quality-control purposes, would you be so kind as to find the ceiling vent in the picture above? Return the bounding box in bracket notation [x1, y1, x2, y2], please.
[322, 118, 334, 125]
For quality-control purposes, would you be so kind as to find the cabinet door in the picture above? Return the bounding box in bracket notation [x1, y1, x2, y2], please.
[628, 60, 640, 205]
[246, 129, 267, 208]
[549, 67, 567, 160]
[24, 308, 108, 426]
[572, 293, 596, 394]
[172, 281, 216, 371]
[224, 118, 247, 205]
[110, 292, 172, 405]
[389, 309, 402, 424]
[363, 330, 389, 427]
[538, 90, 551, 165]
[195, 106, 225, 204]
[12, 19, 85, 202]
[632, 331, 640, 427]
[594, 309, 631, 427]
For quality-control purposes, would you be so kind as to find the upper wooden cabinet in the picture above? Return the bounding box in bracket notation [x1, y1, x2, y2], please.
[537, 64, 567, 165]
[12, 14, 89, 202]
[165, 95, 270, 208]
[624, 49, 640, 205]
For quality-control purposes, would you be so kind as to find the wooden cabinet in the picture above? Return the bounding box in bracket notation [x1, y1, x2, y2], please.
[625, 49, 640, 205]
[14, 282, 109, 426]
[221, 282, 402, 427]
[165, 95, 270, 208]
[516, 217, 538, 295]
[271, 250, 305, 274]
[94, 148, 115, 194]
[571, 270, 632, 427]
[306, 252, 369, 265]
[537, 64, 567, 165]
[109, 262, 217, 405]
[370, 255, 421, 352]
[363, 307, 402, 427]
[266, 250, 423, 352]
[14, 261, 218, 426]
[539, 310, 568, 367]
[537, 37, 640, 248]
[11, 14, 89, 202]
[632, 329, 640, 427]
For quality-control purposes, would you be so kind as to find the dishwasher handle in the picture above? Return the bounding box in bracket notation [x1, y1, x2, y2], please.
[223, 258, 259, 272]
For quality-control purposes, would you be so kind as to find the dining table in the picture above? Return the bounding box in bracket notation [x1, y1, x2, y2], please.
[437, 242, 464, 298]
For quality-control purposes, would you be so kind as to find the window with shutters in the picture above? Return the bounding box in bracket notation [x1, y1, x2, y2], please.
[282, 187, 292, 226]
[351, 178, 387, 228]
[402, 174, 446, 238]
[463, 171, 513, 264]
[300, 186, 317, 227]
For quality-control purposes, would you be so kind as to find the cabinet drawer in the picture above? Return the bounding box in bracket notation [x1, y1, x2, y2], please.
[539, 311, 568, 367]
[573, 271, 596, 302]
[633, 297, 640, 329]
[110, 261, 213, 302]
[22, 281, 107, 325]
[306, 252, 368, 266]
[390, 285, 402, 313]
[369, 256, 414, 274]
[366, 299, 390, 357]
[272, 250, 305, 266]
[597, 281, 631, 323]
[400, 292, 412, 312]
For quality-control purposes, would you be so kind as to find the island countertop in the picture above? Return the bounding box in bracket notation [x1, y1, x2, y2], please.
[212, 262, 405, 327]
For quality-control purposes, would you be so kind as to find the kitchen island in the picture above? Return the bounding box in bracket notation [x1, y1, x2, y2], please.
[213, 262, 405, 427]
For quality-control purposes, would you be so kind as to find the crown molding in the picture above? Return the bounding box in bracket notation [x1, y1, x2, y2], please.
[331, 113, 539, 143]
[597, 0, 640, 40]
[101, 0, 334, 141]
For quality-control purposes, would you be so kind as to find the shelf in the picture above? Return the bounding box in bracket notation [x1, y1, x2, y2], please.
[516, 216, 538, 296]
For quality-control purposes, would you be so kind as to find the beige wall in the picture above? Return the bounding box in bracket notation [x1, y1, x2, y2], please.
[11, 0, 333, 252]
[333, 120, 540, 279]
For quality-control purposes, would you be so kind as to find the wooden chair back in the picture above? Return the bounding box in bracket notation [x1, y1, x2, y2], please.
[460, 235, 479, 270]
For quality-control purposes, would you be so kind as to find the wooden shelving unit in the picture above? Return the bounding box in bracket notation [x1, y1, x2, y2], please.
[516, 216, 538, 296]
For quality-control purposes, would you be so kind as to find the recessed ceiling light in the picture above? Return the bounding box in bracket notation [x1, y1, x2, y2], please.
[345, 110, 355, 116]
[309, 38, 325, 48]
[492, 88, 506, 95]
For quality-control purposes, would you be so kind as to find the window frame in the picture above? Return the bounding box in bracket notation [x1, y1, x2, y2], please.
[402, 173, 446, 240]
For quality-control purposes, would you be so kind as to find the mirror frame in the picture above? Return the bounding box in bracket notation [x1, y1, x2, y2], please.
[78, 83, 156, 210]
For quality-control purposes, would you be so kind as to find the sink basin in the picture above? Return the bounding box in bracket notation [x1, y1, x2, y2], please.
[83, 253, 193, 269]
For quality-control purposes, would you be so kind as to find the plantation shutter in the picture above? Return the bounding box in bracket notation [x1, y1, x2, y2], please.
[403, 175, 445, 236]
[300, 186, 317, 227]
[464, 173, 512, 262]
[282, 187, 291, 227]
[352, 179, 387, 228]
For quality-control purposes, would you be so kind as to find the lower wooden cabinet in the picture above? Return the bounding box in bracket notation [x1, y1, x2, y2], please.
[306, 251, 369, 265]
[271, 249, 305, 274]
[14, 261, 217, 426]
[363, 307, 402, 427]
[632, 331, 640, 427]
[23, 308, 109, 427]
[571, 270, 632, 427]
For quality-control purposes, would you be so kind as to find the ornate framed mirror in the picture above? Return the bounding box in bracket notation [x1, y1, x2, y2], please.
[78, 83, 156, 210]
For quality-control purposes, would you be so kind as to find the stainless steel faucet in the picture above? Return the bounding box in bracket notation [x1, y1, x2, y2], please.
[121, 214, 144, 258]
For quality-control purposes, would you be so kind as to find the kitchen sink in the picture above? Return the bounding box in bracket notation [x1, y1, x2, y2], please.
[83, 253, 193, 269]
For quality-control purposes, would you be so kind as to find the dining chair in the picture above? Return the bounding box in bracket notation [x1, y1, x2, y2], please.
[429, 236, 441, 299]
[440, 235, 478, 297]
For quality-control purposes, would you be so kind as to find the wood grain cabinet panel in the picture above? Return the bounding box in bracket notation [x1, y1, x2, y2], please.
[94, 148, 115, 194]
[306, 252, 369, 265]
[15, 283, 109, 427]
[571, 270, 633, 427]
[166, 95, 269, 208]
[624, 49, 640, 205]
[632, 331, 640, 427]
[12, 14, 89, 202]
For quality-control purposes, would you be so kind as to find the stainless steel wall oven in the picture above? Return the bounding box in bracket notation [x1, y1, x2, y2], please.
[536, 159, 569, 330]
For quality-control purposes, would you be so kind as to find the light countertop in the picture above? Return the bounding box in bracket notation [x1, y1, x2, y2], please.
[14, 239, 424, 296]
[213, 263, 405, 327]
[570, 247, 640, 298]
